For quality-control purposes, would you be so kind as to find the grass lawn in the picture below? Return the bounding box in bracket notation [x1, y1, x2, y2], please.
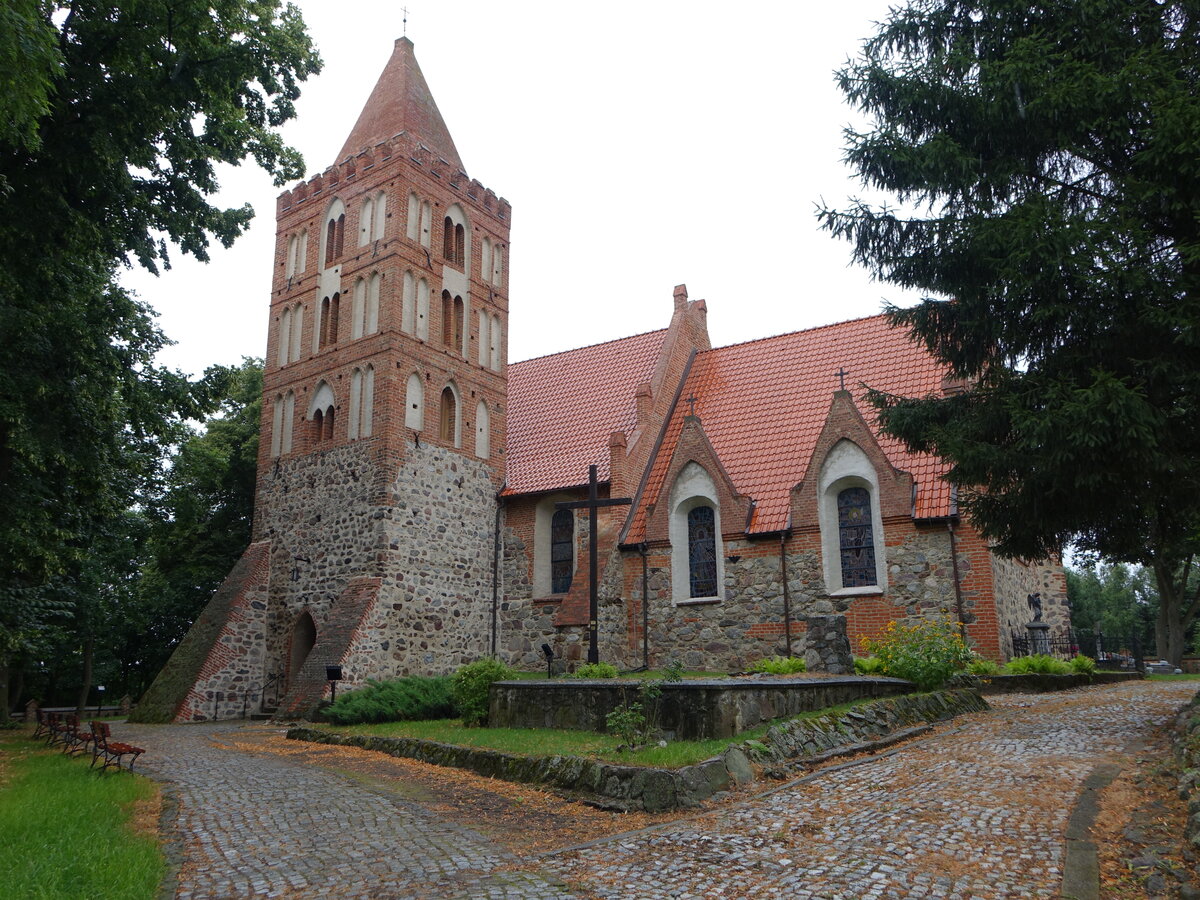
[1148, 673, 1200, 681]
[0, 728, 164, 900]
[321, 698, 870, 768]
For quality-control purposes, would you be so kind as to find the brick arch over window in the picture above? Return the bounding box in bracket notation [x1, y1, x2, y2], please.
[320, 198, 346, 269]
[442, 203, 468, 269]
[309, 381, 336, 444]
[439, 382, 460, 447]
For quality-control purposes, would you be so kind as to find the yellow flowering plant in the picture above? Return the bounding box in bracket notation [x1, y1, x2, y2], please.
[861, 616, 973, 690]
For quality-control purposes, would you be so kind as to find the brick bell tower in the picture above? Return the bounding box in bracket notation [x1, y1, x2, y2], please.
[133, 38, 512, 722]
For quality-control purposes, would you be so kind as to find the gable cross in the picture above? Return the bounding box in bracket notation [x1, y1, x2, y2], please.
[684, 393, 698, 417]
[555, 465, 633, 664]
[836, 367, 849, 392]
[402, 6, 408, 34]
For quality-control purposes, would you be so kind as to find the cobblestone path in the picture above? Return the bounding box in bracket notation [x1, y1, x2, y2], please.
[119, 720, 569, 899]
[124, 680, 1195, 899]
[542, 680, 1197, 899]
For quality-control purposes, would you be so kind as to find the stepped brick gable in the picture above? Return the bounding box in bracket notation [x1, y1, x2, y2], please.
[140, 39, 1068, 721]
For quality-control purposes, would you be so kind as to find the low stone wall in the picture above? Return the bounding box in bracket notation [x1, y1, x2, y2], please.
[287, 688, 986, 812]
[1174, 690, 1200, 846]
[752, 689, 989, 777]
[971, 671, 1143, 694]
[488, 676, 913, 740]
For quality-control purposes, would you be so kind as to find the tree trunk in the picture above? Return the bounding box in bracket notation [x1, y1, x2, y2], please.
[1152, 561, 1189, 667]
[0, 661, 9, 718]
[75, 634, 94, 716]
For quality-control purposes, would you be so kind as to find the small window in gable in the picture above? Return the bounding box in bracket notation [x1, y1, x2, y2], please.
[837, 487, 877, 588]
[550, 509, 574, 593]
[669, 462, 725, 603]
[687, 506, 718, 598]
[817, 439, 888, 594]
[405, 372, 424, 430]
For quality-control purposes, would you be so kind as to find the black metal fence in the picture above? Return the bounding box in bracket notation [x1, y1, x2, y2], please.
[1010, 628, 1144, 670]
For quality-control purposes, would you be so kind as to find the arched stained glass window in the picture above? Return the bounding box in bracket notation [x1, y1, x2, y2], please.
[687, 505, 718, 598]
[550, 509, 574, 594]
[837, 487, 877, 587]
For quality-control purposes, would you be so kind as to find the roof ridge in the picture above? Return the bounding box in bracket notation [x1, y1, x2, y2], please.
[511, 328, 668, 367]
[705, 311, 898, 354]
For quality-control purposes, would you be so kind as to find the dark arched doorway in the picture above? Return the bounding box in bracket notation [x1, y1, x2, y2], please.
[288, 611, 317, 688]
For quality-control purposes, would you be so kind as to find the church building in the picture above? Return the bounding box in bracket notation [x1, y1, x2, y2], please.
[134, 38, 1068, 722]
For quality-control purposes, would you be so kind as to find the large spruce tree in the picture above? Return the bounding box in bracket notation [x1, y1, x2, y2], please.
[821, 0, 1200, 663]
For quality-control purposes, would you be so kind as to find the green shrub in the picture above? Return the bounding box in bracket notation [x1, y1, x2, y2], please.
[860, 617, 973, 690]
[853, 656, 885, 675]
[572, 662, 619, 679]
[1068, 654, 1097, 675]
[323, 676, 455, 725]
[1004, 654, 1070, 675]
[451, 658, 517, 726]
[965, 656, 1002, 676]
[749, 655, 807, 675]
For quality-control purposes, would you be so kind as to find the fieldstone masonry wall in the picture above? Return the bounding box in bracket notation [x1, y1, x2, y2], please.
[990, 553, 1070, 655]
[805, 616, 853, 674]
[344, 440, 498, 679]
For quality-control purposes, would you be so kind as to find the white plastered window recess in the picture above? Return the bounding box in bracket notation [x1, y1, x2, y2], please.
[668, 462, 725, 604]
[533, 494, 579, 598]
[817, 439, 889, 595]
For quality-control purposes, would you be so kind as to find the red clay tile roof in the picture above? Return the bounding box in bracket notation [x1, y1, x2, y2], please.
[504, 330, 668, 496]
[626, 313, 953, 540]
[337, 38, 464, 168]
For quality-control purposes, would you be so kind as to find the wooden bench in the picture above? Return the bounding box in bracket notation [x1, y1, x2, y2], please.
[60, 715, 95, 757]
[89, 721, 145, 773]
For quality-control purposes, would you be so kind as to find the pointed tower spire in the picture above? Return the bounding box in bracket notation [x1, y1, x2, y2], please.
[337, 37, 464, 170]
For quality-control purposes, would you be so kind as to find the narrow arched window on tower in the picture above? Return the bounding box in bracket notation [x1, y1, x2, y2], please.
[441, 290, 454, 346]
[326, 219, 337, 262]
[687, 505, 718, 598]
[453, 296, 464, 354]
[837, 487, 877, 587]
[454, 223, 465, 266]
[351, 278, 366, 340]
[443, 216, 455, 260]
[439, 386, 458, 445]
[550, 508, 574, 594]
[334, 213, 345, 259]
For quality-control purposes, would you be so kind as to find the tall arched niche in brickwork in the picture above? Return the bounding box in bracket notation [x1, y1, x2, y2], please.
[287, 610, 317, 690]
[790, 391, 914, 594]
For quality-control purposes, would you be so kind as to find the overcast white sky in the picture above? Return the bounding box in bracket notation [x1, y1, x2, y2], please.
[122, 0, 923, 378]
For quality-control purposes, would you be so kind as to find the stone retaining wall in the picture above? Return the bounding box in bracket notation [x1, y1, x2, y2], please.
[969, 671, 1143, 694]
[1174, 690, 1200, 847]
[488, 676, 913, 740]
[288, 688, 986, 812]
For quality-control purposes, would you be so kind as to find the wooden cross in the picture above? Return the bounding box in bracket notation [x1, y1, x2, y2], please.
[836, 367, 849, 391]
[556, 465, 633, 664]
[684, 393, 698, 417]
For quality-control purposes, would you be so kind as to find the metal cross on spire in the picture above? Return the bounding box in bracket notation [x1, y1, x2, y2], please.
[836, 367, 849, 392]
[684, 393, 698, 417]
[402, 6, 408, 35]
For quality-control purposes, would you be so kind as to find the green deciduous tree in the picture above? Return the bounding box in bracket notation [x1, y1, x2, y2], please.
[0, 2, 319, 710]
[820, 0, 1200, 665]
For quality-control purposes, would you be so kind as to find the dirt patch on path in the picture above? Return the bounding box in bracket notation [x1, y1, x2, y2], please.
[217, 726, 683, 855]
